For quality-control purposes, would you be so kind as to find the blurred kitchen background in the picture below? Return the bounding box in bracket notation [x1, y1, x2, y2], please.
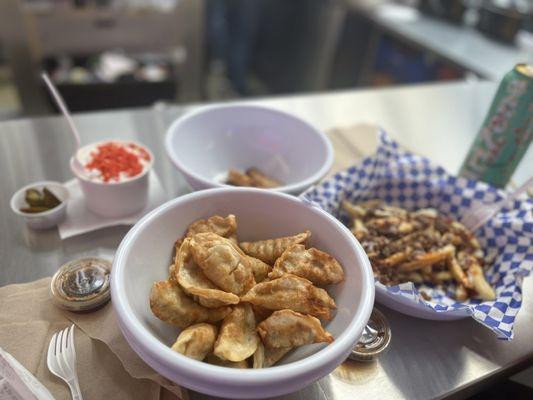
[0, 0, 532, 119]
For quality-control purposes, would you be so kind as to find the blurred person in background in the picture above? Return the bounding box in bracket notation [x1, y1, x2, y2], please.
[206, 0, 264, 98]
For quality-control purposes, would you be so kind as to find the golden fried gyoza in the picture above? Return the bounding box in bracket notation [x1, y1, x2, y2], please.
[252, 304, 273, 322]
[246, 167, 282, 188]
[171, 323, 217, 361]
[257, 310, 334, 348]
[239, 231, 311, 265]
[176, 239, 240, 308]
[149, 281, 231, 328]
[226, 169, 254, 187]
[190, 232, 256, 295]
[252, 342, 292, 368]
[240, 274, 336, 320]
[214, 303, 259, 362]
[186, 214, 237, 238]
[247, 257, 271, 283]
[174, 215, 238, 263]
[205, 354, 248, 369]
[269, 244, 344, 286]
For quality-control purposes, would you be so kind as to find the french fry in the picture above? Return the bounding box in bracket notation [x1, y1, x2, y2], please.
[366, 217, 401, 231]
[455, 284, 468, 301]
[342, 200, 366, 219]
[433, 271, 453, 282]
[389, 230, 427, 248]
[405, 272, 423, 283]
[446, 256, 473, 289]
[373, 205, 407, 218]
[413, 208, 438, 218]
[358, 199, 383, 209]
[379, 250, 410, 267]
[398, 221, 414, 234]
[468, 262, 496, 301]
[351, 218, 368, 240]
[398, 245, 455, 272]
[419, 290, 431, 301]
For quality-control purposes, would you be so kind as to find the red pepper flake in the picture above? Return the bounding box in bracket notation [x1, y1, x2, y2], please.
[86, 142, 148, 182]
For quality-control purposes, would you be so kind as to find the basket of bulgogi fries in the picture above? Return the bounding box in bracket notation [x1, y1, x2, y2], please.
[303, 131, 533, 339]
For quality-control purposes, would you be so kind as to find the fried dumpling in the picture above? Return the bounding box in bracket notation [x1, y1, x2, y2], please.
[257, 310, 334, 348]
[252, 342, 292, 368]
[168, 263, 177, 283]
[252, 304, 273, 322]
[246, 167, 282, 188]
[176, 239, 240, 308]
[150, 281, 231, 328]
[239, 231, 311, 265]
[240, 274, 336, 320]
[205, 354, 248, 369]
[171, 323, 217, 361]
[186, 214, 237, 238]
[174, 215, 237, 261]
[269, 244, 344, 285]
[247, 256, 271, 283]
[190, 232, 256, 295]
[214, 303, 259, 362]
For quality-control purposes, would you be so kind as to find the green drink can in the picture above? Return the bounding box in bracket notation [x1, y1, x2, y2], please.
[460, 64, 532, 188]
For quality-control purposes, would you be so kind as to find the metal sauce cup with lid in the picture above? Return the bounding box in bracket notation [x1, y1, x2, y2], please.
[50, 257, 111, 312]
[349, 308, 391, 362]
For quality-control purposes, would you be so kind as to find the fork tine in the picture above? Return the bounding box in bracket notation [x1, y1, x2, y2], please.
[47, 332, 58, 365]
[54, 329, 66, 377]
[68, 325, 77, 361]
[58, 328, 73, 377]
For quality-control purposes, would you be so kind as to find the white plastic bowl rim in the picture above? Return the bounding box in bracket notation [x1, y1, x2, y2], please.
[111, 187, 374, 386]
[165, 104, 334, 193]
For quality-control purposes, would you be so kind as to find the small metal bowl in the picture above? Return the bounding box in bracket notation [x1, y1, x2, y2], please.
[349, 308, 391, 362]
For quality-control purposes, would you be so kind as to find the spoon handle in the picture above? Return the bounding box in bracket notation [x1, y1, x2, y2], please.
[41, 72, 81, 149]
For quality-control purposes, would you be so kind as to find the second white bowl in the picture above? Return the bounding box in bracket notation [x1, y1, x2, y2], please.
[165, 104, 334, 194]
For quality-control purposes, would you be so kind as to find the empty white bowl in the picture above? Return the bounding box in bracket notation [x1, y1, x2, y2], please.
[165, 104, 334, 194]
[10, 181, 68, 229]
[111, 188, 374, 399]
[70, 140, 153, 218]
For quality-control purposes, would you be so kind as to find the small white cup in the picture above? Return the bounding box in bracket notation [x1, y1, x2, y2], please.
[71, 141, 153, 218]
[10, 181, 68, 230]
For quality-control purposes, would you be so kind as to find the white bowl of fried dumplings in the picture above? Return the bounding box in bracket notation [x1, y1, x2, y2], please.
[112, 188, 374, 399]
[165, 104, 334, 194]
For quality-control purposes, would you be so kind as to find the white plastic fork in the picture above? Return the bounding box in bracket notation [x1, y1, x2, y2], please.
[47, 325, 83, 400]
[461, 176, 533, 232]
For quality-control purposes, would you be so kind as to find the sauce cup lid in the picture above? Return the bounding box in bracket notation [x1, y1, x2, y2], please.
[50, 257, 111, 312]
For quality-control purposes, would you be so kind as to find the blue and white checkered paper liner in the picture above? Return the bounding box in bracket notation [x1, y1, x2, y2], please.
[302, 131, 533, 340]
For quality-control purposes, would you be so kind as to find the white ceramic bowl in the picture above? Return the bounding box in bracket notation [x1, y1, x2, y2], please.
[70, 140, 153, 218]
[165, 105, 334, 194]
[10, 181, 68, 229]
[112, 188, 374, 399]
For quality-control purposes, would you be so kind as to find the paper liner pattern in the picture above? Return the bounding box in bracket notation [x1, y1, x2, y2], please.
[302, 131, 532, 339]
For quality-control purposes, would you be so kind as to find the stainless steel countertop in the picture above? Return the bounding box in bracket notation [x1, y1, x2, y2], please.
[1, 81, 532, 400]
[356, 3, 532, 81]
